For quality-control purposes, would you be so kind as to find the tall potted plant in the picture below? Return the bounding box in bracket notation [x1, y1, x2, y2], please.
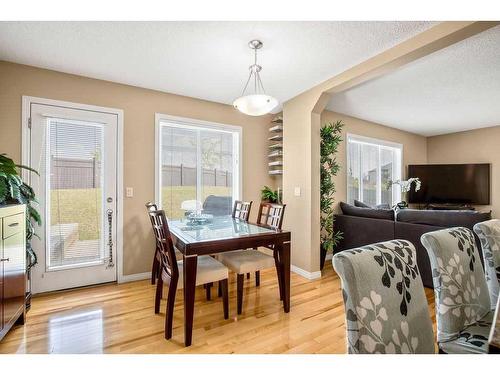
[0, 154, 41, 306]
[320, 121, 344, 270]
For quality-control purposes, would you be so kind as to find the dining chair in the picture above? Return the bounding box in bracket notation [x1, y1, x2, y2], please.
[146, 202, 184, 283]
[145, 202, 162, 284]
[333, 240, 435, 354]
[148, 209, 229, 339]
[218, 202, 286, 314]
[421, 227, 493, 354]
[214, 200, 253, 297]
[473, 219, 500, 309]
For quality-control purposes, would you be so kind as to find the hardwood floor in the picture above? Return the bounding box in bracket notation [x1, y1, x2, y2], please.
[0, 264, 436, 354]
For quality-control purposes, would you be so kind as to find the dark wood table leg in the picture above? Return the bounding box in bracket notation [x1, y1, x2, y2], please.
[278, 241, 291, 313]
[183, 255, 198, 347]
[273, 250, 284, 301]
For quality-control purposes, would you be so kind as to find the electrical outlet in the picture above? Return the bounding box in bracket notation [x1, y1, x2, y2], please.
[126, 187, 134, 198]
[294, 187, 301, 197]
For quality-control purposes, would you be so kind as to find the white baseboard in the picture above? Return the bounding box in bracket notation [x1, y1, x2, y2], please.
[118, 271, 150, 283]
[119, 265, 326, 283]
[291, 265, 322, 280]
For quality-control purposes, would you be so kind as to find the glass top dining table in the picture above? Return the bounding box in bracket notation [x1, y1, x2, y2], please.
[168, 215, 278, 243]
[166, 215, 291, 347]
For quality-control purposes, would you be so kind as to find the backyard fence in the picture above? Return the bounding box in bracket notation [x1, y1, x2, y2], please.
[51, 157, 233, 190]
[162, 165, 232, 187]
[51, 157, 101, 189]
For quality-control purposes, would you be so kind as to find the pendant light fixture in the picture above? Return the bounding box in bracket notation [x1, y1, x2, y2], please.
[233, 40, 278, 116]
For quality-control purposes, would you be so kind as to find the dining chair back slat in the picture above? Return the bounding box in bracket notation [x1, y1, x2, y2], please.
[257, 202, 286, 229]
[232, 200, 252, 221]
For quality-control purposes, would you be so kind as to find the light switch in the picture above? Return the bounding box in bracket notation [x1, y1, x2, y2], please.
[126, 187, 134, 198]
[294, 187, 301, 197]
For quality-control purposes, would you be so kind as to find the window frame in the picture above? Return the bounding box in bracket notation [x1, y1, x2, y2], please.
[346, 133, 403, 206]
[154, 113, 242, 214]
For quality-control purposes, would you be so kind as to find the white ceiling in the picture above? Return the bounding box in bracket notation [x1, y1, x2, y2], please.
[0, 21, 436, 111]
[327, 25, 500, 136]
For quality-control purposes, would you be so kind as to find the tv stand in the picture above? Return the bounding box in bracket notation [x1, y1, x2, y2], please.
[425, 203, 475, 211]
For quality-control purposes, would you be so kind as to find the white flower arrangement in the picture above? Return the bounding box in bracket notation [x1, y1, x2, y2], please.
[386, 178, 421, 208]
[390, 177, 421, 193]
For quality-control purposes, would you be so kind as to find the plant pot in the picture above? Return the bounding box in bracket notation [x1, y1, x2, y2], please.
[320, 243, 328, 271]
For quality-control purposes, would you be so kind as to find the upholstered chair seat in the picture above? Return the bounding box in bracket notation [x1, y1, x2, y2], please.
[439, 310, 494, 354]
[421, 227, 492, 354]
[473, 219, 500, 309]
[333, 240, 435, 354]
[170, 255, 229, 289]
[218, 250, 275, 274]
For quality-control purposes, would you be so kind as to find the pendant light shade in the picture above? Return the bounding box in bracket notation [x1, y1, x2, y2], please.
[233, 94, 279, 117]
[233, 40, 278, 116]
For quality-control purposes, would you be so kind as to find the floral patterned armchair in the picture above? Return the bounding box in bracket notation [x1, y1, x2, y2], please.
[473, 219, 500, 310]
[421, 227, 493, 354]
[332, 240, 435, 354]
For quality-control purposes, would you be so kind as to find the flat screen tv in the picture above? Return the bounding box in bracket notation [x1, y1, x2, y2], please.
[407, 163, 490, 205]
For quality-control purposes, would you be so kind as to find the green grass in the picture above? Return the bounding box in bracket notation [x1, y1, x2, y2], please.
[50, 188, 102, 241]
[50, 186, 232, 240]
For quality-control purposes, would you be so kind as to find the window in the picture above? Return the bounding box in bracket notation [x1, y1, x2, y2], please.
[155, 115, 241, 219]
[347, 134, 402, 206]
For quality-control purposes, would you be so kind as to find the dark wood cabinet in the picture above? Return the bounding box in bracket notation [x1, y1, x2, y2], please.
[0, 205, 26, 341]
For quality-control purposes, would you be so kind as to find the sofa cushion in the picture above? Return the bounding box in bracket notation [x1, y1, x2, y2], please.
[335, 214, 395, 252]
[354, 199, 391, 210]
[340, 202, 395, 221]
[396, 209, 491, 228]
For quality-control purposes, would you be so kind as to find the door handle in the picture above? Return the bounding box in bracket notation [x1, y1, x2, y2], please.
[0, 258, 10, 262]
[106, 209, 114, 268]
[8, 222, 19, 227]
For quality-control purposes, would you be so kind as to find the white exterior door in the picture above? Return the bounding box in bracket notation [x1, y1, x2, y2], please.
[28, 101, 119, 293]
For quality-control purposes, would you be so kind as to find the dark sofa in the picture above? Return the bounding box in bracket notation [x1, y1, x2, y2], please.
[334, 203, 491, 287]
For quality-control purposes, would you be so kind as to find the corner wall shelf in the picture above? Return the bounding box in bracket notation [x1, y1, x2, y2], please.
[268, 114, 283, 177]
[268, 135, 283, 142]
[269, 170, 283, 175]
[268, 160, 283, 167]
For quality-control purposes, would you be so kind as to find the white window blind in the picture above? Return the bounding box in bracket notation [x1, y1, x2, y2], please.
[45, 118, 105, 269]
[347, 134, 402, 206]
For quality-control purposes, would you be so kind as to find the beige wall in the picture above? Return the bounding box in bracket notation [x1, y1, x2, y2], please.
[427, 126, 500, 217]
[321, 111, 428, 213]
[0, 61, 273, 276]
[282, 90, 322, 274]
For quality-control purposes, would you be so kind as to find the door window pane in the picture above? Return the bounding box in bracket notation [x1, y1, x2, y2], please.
[47, 119, 105, 269]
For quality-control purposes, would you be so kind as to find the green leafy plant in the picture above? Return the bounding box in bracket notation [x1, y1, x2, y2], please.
[261, 185, 280, 203]
[0, 153, 41, 270]
[320, 121, 344, 269]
